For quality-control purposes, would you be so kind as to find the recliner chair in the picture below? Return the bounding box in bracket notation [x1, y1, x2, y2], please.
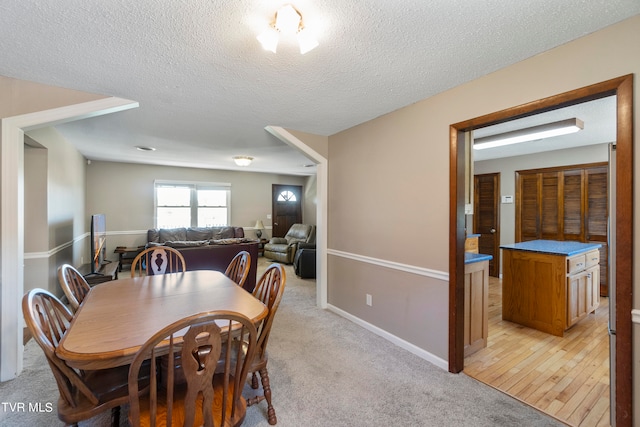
[263, 224, 315, 264]
[293, 242, 316, 278]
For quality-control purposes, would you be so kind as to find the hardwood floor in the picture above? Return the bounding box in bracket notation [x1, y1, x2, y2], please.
[464, 276, 610, 427]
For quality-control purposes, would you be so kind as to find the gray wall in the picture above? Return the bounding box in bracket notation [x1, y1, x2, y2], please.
[85, 161, 314, 257]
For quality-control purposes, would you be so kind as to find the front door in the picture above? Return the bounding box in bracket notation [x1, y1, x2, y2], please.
[473, 173, 500, 277]
[271, 185, 302, 238]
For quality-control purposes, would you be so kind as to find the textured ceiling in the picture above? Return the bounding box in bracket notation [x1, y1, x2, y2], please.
[1, 1, 638, 175]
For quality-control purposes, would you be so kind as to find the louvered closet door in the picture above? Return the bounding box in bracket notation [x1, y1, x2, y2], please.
[516, 173, 541, 242]
[515, 163, 609, 296]
[586, 166, 609, 295]
[562, 169, 584, 241]
[541, 172, 560, 240]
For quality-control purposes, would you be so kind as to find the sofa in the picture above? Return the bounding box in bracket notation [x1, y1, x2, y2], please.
[146, 226, 258, 291]
[263, 224, 316, 264]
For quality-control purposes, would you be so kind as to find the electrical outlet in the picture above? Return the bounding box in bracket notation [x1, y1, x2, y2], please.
[366, 294, 372, 306]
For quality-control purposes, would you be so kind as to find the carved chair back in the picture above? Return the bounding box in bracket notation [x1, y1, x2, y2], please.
[127, 311, 257, 427]
[131, 246, 187, 277]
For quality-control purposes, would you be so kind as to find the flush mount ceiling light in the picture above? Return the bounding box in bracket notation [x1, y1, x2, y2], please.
[135, 146, 156, 151]
[257, 4, 319, 54]
[233, 156, 253, 166]
[473, 118, 584, 150]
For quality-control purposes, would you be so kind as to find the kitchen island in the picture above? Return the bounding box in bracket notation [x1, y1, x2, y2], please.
[501, 240, 601, 337]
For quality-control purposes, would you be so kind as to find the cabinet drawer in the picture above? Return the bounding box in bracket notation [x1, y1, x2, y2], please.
[567, 254, 586, 274]
[585, 250, 600, 269]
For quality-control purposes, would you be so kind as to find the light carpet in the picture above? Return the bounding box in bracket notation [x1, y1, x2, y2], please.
[0, 259, 564, 426]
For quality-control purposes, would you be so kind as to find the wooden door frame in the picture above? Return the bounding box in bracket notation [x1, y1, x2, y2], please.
[448, 75, 633, 426]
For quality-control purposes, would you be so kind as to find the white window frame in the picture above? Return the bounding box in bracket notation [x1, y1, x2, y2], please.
[154, 180, 231, 228]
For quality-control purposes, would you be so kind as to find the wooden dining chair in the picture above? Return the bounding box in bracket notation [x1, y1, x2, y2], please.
[127, 311, 257, 427]
[224, 250, 251, 288]
[22, 288, 149, 427]
[130, 246, 186, 277]
[245, 263, 286, 425]
[57, 264, 91, 312]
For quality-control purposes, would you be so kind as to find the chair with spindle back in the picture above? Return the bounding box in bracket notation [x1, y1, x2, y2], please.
[130, 246, 186, 277]
[22, 288, 149, 427]
[57, 264, 91, 312]
[127, 311, 257, 427]
[224, 250, 251, 288]
[245, 263, 286, 425]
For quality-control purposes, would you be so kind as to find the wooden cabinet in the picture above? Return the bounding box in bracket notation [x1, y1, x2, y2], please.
[463, 259, 489, 356]
[567, 257, 600, 328]
[502, 242, 600, 337]
[464, 235, 479, 253]
[515, 163, 609, 295]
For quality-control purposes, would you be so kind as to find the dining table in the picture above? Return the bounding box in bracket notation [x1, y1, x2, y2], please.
[57, 270, 267, 370]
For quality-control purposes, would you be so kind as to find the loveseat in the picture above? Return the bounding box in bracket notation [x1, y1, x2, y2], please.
[263, 224, 316, 264]
[146, 226, 258, 291]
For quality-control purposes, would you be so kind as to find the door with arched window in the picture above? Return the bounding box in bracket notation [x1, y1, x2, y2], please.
[272, 184, 302, 237]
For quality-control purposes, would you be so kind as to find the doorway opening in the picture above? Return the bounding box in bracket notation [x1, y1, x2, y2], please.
[448, 75, 633, 426]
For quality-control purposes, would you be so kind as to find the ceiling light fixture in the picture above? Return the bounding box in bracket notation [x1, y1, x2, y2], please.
[257, 4, 319, 54]
[473, 118, 584, 150]
[233, 156, 253, 166]
[135, 146, 156, 151]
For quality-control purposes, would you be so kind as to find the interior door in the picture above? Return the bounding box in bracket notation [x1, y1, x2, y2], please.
[271, 184, 302, 237]
[473, 173, 500, 277]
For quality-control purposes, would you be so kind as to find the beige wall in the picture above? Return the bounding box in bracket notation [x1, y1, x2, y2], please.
[327, 14, 640, 411]
[85, 161, 313, 255]
[23, 127, 88, 296]
[288, 129, 329, 159]
[0, 75, 105, 118]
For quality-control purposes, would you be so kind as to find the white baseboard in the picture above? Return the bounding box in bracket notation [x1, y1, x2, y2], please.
[327, 304, 449, 371]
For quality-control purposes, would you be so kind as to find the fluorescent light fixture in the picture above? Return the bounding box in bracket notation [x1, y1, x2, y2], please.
[473, 118, 584, 150]
[233, 156, 253, 166]
[257, 4, 319, 54]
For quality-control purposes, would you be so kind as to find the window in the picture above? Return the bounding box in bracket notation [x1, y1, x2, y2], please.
[277, 190, 297, 202]
[155, 181, 230, 228]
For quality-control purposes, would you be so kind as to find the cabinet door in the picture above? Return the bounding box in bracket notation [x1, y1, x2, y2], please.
[567, 271, 588, 327]
[566, 265, 600, 328]
[586, 265, 600, 313]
